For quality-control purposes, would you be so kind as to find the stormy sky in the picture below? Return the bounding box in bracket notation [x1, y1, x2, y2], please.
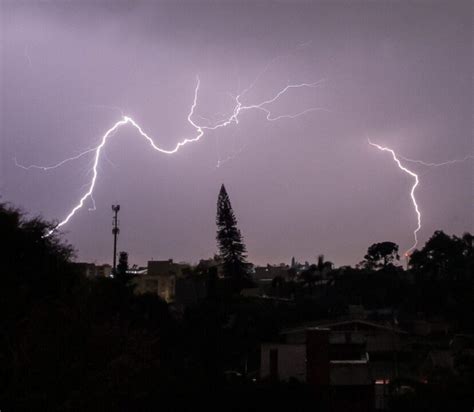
[1, 1, 472, 267]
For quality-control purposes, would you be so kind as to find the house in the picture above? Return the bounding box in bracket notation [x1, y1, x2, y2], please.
[261, 327, 374, 412]
[132, 259, 190, 302]
[260, 319, 412, 411]
[72, 262, 112, 278]
[96, 264, 112, 278]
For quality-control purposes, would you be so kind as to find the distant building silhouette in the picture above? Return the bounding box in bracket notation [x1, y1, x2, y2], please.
[72, 262, 112, 278]
[132, 259, 190, 302]
[254, 264, 290, 281]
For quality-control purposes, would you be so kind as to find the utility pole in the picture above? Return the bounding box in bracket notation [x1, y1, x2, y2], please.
[112, 205, 120, 275]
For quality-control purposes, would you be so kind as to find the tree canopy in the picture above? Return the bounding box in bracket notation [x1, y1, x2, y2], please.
[362, 241, 400, 269]
[0, 203, 178, 409]
[409, 230, 473, 280]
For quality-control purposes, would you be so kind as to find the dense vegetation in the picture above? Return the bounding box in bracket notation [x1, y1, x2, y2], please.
[0, 202, 472, 410]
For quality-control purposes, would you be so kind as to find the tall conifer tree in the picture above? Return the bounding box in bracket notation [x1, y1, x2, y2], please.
[216, 184, 248, 292]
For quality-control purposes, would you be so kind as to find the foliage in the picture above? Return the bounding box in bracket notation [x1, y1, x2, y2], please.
[362, 241, 400, 269]
[410, 230, 473, 279]
[216, 184, 250, 293]
[406, 231, 474, 329]
[117, 251, 129, 276]
[116, 250, 131, 286]
[1, 200, 473, 408]
[0, 203, 178, 410]
[316, 254, 333, 272]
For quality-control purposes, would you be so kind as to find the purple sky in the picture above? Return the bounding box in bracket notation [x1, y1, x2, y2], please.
[1, 1, 472, 267]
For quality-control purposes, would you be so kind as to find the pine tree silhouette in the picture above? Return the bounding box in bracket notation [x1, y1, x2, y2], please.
[216, 184, 249, 293]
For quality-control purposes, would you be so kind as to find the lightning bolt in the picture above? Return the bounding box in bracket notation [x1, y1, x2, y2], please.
[17, 76, 325, 236]
[15, 148, 97, 171]
[400, 154, 474, 167]
[368, 139, 421, 256]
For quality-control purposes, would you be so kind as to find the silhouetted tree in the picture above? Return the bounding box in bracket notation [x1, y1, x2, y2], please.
[300, 264, 319, 295]
[363, 241, 400, 269]
[409, 231, 470, 280]
[0, 203, 181, 409]
[117, 251, 129, 276]
[0, 202, 75, 301]
[316, 254, 333, 275]
[406, 231, 474, 328]
[216, 184, 249, 293]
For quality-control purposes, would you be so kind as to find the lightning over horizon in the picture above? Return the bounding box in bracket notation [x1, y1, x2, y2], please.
[4, 2, 474, 401]
[16, 76, 326, 236]
[5, 0, 472, 269]
[368, 139, 421, 256]
[366, 137, 474, 255]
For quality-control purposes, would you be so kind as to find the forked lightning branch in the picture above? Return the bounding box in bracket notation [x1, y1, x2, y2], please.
[15, 74, 473, 253]
[16, 76, 326, 236]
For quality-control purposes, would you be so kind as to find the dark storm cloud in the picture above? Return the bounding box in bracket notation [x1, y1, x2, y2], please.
[1, 0, 472, 267]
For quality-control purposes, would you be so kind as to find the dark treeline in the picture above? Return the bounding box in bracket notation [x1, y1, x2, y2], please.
[327, 233, 474, 330]
[0, 203, 313, 410]
[0, 201, 473, 410]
